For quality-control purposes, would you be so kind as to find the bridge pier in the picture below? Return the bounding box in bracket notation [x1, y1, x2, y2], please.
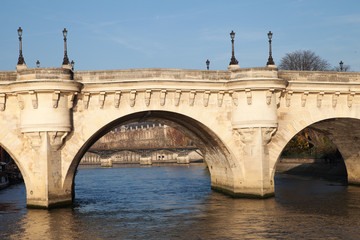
[227, 67, 286, 198]
[25, 131, 72, 208]
[11, 67, 82, 208]
[233, 127, 276, 197]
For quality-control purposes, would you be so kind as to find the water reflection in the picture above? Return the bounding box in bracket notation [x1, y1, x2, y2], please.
[1, 165, 360, 239]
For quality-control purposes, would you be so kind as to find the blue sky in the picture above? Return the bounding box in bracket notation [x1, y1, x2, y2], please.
[1, 0, 360, 71]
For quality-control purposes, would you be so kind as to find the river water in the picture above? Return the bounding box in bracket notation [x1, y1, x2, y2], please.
[1, 164, 360, 239]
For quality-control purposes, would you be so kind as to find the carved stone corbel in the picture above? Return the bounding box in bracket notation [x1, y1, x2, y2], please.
[83, 93, 90, 109]
[286, 91, 293, 107]
[245, 89, 252, 105]
[17, 94, 24, 110]
[52, 91, 60, 108]
[68, 92, 77, 109]
[332, 92, 340, 108]
[29, 91, 38, 109]
[160, 90, 166, 106]
[0, 93, 5, 111]
[261, 127, 277, 145]
[236, 127, 277, 146]
[24, 131, 69, 151]
[266, 89, 274, 105]
[48, 131, 68, 150]
[189, 91, 196, 106]
[217, 91, 224, 107]
[229, 91, 238, 106]
[317, 92, 324, 108]
[348, 92, 355, 108]
[301, 91, 309, 107]
[99, 92, 106, 109]
[145, 90, 151, 106]
[114, 91, 121, 108]
[203, 91, 210, 107]
[130, 90, 136, 107]
[23, 132, 42, 151]
[174, 90, 181, 106]
[236, 128, 255, 145]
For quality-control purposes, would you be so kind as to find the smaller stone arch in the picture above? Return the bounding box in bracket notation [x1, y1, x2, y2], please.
[270, 117, 360, 187]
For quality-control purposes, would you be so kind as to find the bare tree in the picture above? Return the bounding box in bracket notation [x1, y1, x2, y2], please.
[279, 50, 331, 71]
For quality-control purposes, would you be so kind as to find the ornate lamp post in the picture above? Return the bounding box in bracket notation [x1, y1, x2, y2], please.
[206, 59, 210, 70]
[17, 27, 26, 65]
[62, 28, 70, 65]
[339, 61, 344, 72]
[266, 31, 275, 66]
[229, 30, 238, 65]
[36, 60, 40, 68]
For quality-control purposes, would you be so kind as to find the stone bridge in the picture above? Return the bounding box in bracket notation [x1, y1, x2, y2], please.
[1, 63, 360, 208]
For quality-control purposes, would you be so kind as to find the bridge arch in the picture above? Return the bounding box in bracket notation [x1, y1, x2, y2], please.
[63, 110, 241, 200]
[270, 117, 360, 186]
[0, 134, 31, 197]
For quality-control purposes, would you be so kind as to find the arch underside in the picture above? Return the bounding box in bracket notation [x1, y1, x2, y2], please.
[272, 117, 360, 185]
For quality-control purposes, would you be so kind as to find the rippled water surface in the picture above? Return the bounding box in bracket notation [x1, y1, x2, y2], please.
[1, 164, 360, 239]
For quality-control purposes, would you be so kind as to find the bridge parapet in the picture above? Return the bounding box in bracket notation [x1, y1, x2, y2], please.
[16, 67, 74, 81]
[278, 71, 360, 108]
[279, 70, 360, 83]
[75, 68, 230, 83]
[229, 67, 279, 80]
[0, 71, 16, 82]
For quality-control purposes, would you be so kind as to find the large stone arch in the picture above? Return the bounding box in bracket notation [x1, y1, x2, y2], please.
[62, 110, 242, 200]
[270, 114, 360, 186]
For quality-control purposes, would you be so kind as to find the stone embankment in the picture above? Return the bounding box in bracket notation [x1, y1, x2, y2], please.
[81, 122, 203, 166]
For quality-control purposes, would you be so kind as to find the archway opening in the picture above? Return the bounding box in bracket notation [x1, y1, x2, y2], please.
[277, 124, 347, 182]
[80, 121, 203, 166]
[0, 145, 25, 209]
[70, 110, 233, 209]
